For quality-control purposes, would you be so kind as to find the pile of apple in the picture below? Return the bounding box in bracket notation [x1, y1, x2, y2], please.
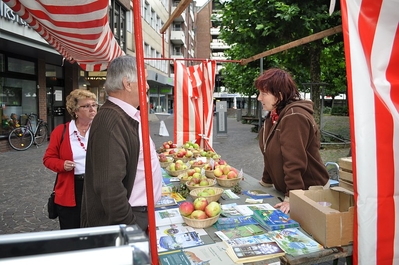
[179, 198, 221, 220]
[189, 159, 205, 167]
[161, 140, 177, 150]
[196, 188, 218, 197]
[203, 159, 227, 171]
[185, 171, 214, 187]
[158, 153, 172, 163]
[173, 148, 194, 159]
[199, 150, 221, 160]
[213, 164, 239, 179]
[183, 141, 201, 150]
[168, 160, 189, 171]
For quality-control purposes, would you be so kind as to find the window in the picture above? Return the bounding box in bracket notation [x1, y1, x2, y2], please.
[174, 46, 182, 55]
[109, 1, 127, 52]
[8, 57, 35, 75]
[173, 23, 181, 31]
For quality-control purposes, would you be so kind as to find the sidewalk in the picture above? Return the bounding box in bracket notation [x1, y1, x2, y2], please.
[0, 115, 262, 234]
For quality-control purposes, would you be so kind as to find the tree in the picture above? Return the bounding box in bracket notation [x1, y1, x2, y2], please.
[217, 0, 344, 123]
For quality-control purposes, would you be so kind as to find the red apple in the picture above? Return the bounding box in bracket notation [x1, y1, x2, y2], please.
[205, 201, 221, 217]
[218, 175, 227, 179]
[167, 140, 173, 145]
[213, 168, 223, 177]
[193, 197, 208, 211]
[187, 169, 196, 176]
[190, 210, 207, 219]
[179, 201, 195, 217]
[227, 171, 238, 179]
[222, 165, 231, 175]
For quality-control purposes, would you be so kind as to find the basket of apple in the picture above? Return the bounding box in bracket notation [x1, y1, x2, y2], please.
[158, 153, 174, 168]
[198, 150, 221, 162]
[189, 159, 207, 169]
[159, 140, 177, 152]
[203, 159, 227, 179]
[189, 187, 224, 203]
[185, 174, 217, 191]
[213, 165, 241, 187]
[164, 160, 190, 177]
[179, 199, 221, 229]
[172, 148, 195, 163]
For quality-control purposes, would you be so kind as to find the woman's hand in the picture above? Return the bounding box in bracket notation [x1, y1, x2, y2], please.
[64, 160, 75, 171]
[274, 201, 290, 214]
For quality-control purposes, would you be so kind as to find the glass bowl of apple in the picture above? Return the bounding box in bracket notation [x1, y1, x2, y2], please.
[179, 200, 221, 229]
[185, 176, 217, 191]
[213, 165, 241, 187]
[189, 187, 224, 202]
[164, 160, 191, 177]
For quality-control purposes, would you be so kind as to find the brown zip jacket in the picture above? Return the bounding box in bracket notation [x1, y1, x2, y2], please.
[258, 100, 329, 197]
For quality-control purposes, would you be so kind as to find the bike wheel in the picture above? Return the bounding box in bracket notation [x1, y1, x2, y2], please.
[8, 126, 34, 151]
[35, 124, 48, 146]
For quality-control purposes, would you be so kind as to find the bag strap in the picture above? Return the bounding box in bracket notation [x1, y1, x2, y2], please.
[52, 123, 67, 191]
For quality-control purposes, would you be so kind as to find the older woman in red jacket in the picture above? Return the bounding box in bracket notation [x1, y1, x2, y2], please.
[43, 89, 97, 229]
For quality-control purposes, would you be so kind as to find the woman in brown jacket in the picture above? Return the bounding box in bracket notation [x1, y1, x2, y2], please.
[256, 68, 329, 214]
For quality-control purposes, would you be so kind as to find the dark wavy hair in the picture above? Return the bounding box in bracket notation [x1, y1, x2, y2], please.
[254, 68, 301, 114]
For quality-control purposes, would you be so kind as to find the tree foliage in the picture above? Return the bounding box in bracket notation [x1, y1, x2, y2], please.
[217, 0, 345, 121]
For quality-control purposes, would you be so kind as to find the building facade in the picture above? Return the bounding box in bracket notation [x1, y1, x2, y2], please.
[0, 0, 197, 152]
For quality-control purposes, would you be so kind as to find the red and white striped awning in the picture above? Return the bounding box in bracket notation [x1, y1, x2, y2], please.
[3, 0, 124, 71]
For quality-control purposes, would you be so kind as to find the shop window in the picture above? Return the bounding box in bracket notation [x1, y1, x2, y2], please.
[8, 57, 35, 75]
[1, 87, 22, 106]
[0, 77, 37, 136]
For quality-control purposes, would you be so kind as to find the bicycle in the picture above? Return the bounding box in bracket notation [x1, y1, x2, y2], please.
[8, 113, 49, 151]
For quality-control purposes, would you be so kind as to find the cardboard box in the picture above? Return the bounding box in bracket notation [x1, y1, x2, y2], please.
[338, 157, 352, 172]
[339, 179, 354, 192]
[290, 186, 354, 248]
[339, 169, 353, 183]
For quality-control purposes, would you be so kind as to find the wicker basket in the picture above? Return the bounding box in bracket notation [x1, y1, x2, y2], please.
[189, 187, 224, 202]
[173, 156, 193, 163]
[159, 157, 174, 168]
[204, 169, 215, 179]
[182, 213, 220, 229]
[185, 179, 216, 191]
[215, 177, 241, 187]
[164, 165, 190, 177]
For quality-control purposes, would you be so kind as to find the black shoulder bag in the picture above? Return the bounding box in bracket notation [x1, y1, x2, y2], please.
[47, 124, 66, 219]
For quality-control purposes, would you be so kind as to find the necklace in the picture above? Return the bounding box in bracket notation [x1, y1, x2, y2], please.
[74, 131, 87, 151]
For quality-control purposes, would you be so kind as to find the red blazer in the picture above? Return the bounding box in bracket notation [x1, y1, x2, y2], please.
[43, 122, 76, 206]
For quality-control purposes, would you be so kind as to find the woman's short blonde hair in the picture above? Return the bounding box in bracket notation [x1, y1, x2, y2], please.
[66, 89, 97, 120]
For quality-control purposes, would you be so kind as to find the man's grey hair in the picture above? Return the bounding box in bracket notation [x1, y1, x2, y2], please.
[104, 55, 138, 93]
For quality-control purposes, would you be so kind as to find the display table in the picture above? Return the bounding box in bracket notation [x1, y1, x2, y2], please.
[154, 112, 171, 137]
[164, 171, 353, 265]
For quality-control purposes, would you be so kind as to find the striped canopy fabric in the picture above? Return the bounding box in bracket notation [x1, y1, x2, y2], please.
[3, 0, 124, 71]
[340, 0, 399, 264]
[174, 60, 216, 150]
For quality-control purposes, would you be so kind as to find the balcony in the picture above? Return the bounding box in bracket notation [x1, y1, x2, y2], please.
[170, 53, 184, 64]
[210, 40, 230, 50]
[170, 30, 186, 45]
[210, 27, 220, 35]
[172, 6, 186, 22]
[210, 52, 227, 60]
